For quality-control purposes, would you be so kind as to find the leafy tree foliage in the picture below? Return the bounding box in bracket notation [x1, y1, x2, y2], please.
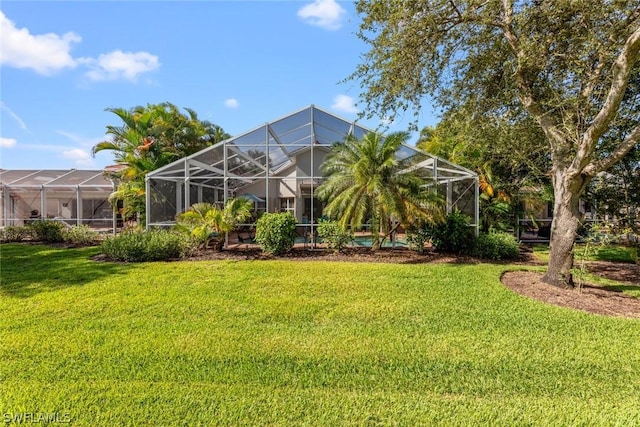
[584, 72, 640, 231]
[350, 0, 640, 287]
[417, 108, 552, 232]
[585, 147, 640, 230]
[316, 131, 443, 250]
[93, 102, 230, 225]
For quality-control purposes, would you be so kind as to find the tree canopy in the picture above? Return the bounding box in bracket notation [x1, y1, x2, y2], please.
[350, 0, 640, 287]
[417, 109, 551, 232]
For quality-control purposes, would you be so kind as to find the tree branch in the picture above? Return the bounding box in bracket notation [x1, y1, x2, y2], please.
[449, 0, 463, 21]
[624, 5, 640, 26]
[445, 0, 501, 29]
[583, 123, 640, 176]
[500, 0, 567, 155]
[580, 54, 606, 100]
[573, 25, 640, 175]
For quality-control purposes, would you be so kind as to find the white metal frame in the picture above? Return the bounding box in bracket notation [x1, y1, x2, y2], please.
[146, 105, 479, 240]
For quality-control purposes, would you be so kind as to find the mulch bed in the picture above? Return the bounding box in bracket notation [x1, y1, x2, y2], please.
[584, 261, 640, 285]
[185, 246, 476, 264]
[501, 270, 640, 318]
[498, 246, 640, 318]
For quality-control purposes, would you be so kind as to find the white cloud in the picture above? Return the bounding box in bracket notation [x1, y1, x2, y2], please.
[81, 50, 160, 82]
[0, 137, 17, 148]
[62, 148, 93, 166]
[0, 11, 79, 75]
[224, 98, 239, 109]
[56, 130, 102, 148]
[331, 94, 358, 114]
[7, 131, 98, 166]
[0, 102, 28, 130]
[0, 12, 159, 82]
[297, 0, 346, 31]
[57, 130, 103, 166]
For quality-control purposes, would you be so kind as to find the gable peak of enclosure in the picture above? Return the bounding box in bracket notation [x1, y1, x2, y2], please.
[146, 105, 478, 238]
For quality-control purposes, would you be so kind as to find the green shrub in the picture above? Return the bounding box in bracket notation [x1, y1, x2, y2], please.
[100, 228, 190, 262]
[406, 223, 431, 254]
[0, 226, 32, 242]
[62, 225, 100, 245]
[472, 231, 521, 260]
[29, 220, 66, 243]
[255, 212, 297, 255]
[428, 211, 475, 254]
[316, 219, 353, 252]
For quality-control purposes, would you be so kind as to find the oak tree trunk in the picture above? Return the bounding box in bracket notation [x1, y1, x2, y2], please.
[542, 170, 590, 288]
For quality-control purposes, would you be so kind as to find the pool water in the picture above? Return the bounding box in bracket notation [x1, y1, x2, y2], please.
[350, 236, 406, 248]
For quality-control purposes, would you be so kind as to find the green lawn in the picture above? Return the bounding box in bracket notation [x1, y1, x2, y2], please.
[2, 244, 640, 426]
[533, 243, 638, 264]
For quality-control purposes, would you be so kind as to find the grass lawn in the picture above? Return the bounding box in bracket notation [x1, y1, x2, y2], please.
[2, 244, 640, 426]
[533, 243, 638, 264]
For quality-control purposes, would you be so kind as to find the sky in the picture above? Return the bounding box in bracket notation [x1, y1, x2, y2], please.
[0, 0, 439, 171]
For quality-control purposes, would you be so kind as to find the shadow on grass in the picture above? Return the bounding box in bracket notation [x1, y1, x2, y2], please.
[0, 243, 134, 298]
[601, 284, 640, 294]
[593, 246, 637, 263]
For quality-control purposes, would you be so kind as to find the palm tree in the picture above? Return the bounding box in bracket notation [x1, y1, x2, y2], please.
[176, 198, 253, 249]
[93, 104, 213, 175]
[93, 103, 230, 225]
[316, 131, 443, 250]
[107, 180, 145, 225]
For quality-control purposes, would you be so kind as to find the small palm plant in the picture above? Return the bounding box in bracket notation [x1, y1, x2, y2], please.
[176, 198, 253, 250]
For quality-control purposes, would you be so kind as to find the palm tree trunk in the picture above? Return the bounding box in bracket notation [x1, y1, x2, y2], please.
[371, 209, 381, 251]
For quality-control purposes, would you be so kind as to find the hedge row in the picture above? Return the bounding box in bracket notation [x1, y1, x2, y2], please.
[0, 221, 100, 245]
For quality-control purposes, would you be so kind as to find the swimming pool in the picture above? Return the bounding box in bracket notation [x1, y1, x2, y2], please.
[350, 236, 407, 248]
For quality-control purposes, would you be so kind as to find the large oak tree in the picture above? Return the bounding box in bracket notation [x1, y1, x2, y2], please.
[350, 0, 640, 287]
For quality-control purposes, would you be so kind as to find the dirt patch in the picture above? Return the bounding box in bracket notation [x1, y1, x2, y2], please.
[501, 270, 640, 318]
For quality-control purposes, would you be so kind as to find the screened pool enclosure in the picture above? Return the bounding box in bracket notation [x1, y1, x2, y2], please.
[0, 169, 117, 230]
[146, 105, 478, 245]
